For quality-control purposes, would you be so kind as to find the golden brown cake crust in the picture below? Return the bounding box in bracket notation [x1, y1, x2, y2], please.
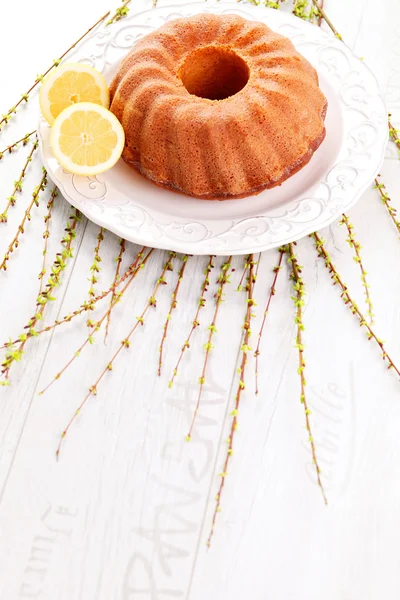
[110, 13, 328, 200]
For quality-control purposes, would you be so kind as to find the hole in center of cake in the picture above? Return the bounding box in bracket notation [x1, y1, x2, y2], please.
[179, 46, 250, 100]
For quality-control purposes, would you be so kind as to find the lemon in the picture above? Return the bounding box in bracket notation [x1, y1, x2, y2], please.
[40, 63, 110, 125]
[50, 102, 125, 176]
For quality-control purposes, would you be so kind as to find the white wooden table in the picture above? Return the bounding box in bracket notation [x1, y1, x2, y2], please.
[1, 1, 399, 598]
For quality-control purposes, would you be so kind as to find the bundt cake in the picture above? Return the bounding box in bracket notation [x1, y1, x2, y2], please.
[110, 13, 327, 200]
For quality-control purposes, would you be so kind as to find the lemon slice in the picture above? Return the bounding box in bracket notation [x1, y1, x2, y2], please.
[50, 102, 125, 176]
[40, 63, 110, 125]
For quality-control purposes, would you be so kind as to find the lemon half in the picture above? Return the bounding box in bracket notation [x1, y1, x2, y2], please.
[50, 102, 125, 176]
[40, 63, 110, 125]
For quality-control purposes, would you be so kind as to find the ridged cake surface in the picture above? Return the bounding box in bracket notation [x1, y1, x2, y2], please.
[110, 13, 327, 200]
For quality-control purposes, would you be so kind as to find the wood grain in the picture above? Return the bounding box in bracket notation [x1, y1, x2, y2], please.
[0, 0, 400, 598]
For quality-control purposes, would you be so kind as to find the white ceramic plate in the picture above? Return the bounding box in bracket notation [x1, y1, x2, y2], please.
[38, 0, 388, 255]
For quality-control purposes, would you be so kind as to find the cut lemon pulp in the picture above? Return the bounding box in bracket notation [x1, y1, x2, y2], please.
[50, 102, 125, 176]
[40, 63, 110, 125]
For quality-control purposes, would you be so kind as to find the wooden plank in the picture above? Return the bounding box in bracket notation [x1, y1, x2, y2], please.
[1, 0, 400, 599]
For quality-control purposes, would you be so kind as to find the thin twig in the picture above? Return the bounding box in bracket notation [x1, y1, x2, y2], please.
[374, 176, 400, 236]
[0, 130, 37, 159]
[0, 1, 133, 132]
[0, 170, 47, 271]
[388, 115, 400, 158]
[38, 186, 57, 296]
[312, 232, 400, 377]
[39, 248, 154, 395]
[186, 257, 232, 441]
[169, 256, 215, 388]
[87, 227, 105, 331]
[207, 256, 255, 548]
[1, 208, 80, 382]
[316, 0, 324, 26]
[158, 255, 189, 376]
[0, 12, 111, 131]
[254, 248, 285, 394]
[104, 238, 126, 343]
[106, 0, 132, 25]
[287, 243, 327, 505]
[254, 252, 262, 280]
[311, 0, 342, 38]
[0, 137, 39, 224]
[237, 255, 251, 291]
[0, 245, 147, 351]
[340, 214, 374, 324]
[55, 252, 174, 459]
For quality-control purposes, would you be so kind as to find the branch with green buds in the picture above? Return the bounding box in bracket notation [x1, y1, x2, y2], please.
[310, 0, 342, 38]
[38, 247, 153, 396]
[0, 138, 39, 224]
[0, 130, 37, 161]
[254, 251, 262, 279]
[374, 176, 400, 237]
[339, 214, 374, 324]
[38, 186, 58, 296]
[388, 115, 400, 158]
[185, 257, 232, 443]
[237, 254, 252, 292]
[106, 0, 132, 25]
[1, 208, 80, 383]
[207, 256, 256, 548]
[0, 1, 132, 132]
[0, 169, 48, 271]
[87, 227, 105, 331]
[254, 248, 285, 395]
[55, 250, 175, 459]
[248, 0, 282, 8]
[169, 255, 215, 388]
[158, 255, 189, 376]
[286, 242, 327, 505]
[104, 238, 126, 343]
[312, 232, 400, 377]
[293, 0, 320, 22]
[0, 245, 148, 353]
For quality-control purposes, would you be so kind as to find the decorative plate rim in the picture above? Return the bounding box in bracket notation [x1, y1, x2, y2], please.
[38, 0, 388, 255]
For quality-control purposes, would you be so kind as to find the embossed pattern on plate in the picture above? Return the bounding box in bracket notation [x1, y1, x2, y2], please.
[38, 1, 388, 255]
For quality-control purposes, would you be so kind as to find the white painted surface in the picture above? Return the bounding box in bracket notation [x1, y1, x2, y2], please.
[0, 1, 399, 599]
